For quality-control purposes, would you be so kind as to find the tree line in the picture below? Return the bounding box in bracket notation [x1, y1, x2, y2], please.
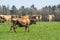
[0, 4, 60, 21]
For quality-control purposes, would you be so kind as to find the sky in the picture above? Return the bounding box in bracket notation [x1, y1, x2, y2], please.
[0, 0, 60, 9]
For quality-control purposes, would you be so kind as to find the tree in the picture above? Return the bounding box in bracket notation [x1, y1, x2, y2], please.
[6, 5, 10, 15]
[31, 4, 34, 9]
[11, 5, 17, 15]
[0, 5, 2, 14]
[48, 5, 52, 14]
[57, 4, 60, 8]
[30, 4, 38, 15]
[2, 5, 7, 15]
[52, 5, 56, 15]
[20, 6, 26, 16]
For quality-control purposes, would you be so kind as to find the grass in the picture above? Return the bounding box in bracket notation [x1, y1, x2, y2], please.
[0, 22, 60, 40]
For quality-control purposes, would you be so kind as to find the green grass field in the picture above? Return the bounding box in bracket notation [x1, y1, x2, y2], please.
[0, 22, 60, 40]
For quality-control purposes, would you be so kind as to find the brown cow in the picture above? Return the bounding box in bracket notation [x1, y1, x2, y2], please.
[3, 15, 12, 22]
[10, 15, 37, 32]
[30, 15, 42, 22]
[0, 15, 12, 22]
[10, 16, 30, 32]
[29, 15, 37, 20]
[0, 15, 18, 22]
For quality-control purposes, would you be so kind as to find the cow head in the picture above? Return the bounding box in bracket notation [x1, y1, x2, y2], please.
[30, 19, 36, 25]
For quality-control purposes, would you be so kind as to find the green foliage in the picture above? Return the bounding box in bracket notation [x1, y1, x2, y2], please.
[0, 22, 60, 40]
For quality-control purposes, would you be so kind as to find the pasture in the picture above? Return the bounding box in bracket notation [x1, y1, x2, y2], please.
[0, 22, 60, 40]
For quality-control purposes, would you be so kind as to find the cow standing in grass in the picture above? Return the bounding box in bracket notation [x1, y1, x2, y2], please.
[3, 15, 12, 22]
[48, 14, 55, 22]
[0, 15, 12, 22]
[10, 15, 36, 32]
[0, 15, 18, 23]
[38, 15, 42, 21]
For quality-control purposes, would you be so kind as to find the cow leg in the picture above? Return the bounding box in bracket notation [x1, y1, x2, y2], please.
[27, 26, 29, 32]
[25, 26, 27, 32]
[9, 26, 13, 32]
[26, 25, 29, 32]
[13, 21, 17, 32]
[13, 26, 16, 32]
